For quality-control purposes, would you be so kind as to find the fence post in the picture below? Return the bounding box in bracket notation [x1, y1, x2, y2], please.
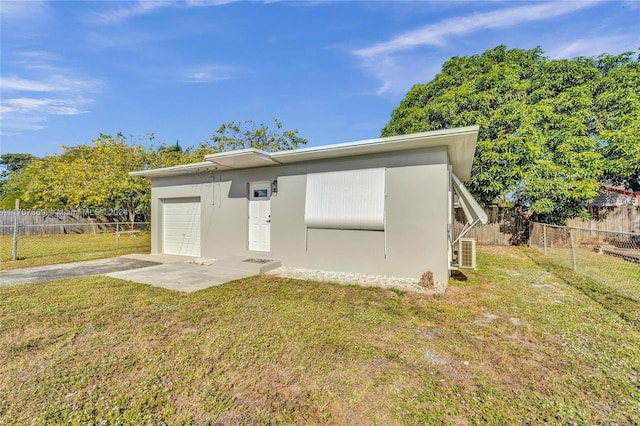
[569, 229, 577, 270]
[543, 224, 547, 255]
[115, 223, 120, 251]
[12, 199, 19, 260]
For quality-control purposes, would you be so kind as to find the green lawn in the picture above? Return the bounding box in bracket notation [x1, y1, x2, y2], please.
[1, 246, 638, 425]
[0, 232, 151, 270]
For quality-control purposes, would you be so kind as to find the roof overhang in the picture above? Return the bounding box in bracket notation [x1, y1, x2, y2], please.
[130, 125, 479, 180]
[129, 161, 218, 178]
[272, 125, 478, 180]
[205, 148, 280, 169]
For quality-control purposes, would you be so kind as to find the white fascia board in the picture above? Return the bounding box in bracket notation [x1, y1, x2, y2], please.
[129, 161, 220, 178]
[272, 125, 479, 180]
[452, 173, 488, 225]
[130, 126, 479, 179]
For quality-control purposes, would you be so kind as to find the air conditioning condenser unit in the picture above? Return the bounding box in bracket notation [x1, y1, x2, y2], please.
[458, 238, 477, 269]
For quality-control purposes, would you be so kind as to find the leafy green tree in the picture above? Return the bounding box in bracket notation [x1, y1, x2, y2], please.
[0, 153, 36, 208]
[382, 45, 639, 224]
[7, 133, 152, 222]
[0, 153, 35, 177]
[206, 118, 307, 153]
[150, 140, 194, 168]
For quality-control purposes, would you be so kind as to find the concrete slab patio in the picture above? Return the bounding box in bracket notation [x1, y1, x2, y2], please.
[107, 254, 281, 292]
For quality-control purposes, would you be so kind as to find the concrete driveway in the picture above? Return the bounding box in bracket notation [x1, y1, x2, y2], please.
[0, 254, 280, 292]
[0, 257, 160, 287]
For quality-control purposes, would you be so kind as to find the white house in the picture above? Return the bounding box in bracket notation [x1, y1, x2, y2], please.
[131, 125, 487, 285]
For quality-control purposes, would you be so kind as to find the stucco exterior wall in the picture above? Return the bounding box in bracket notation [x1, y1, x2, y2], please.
[149, 147, 451, 284]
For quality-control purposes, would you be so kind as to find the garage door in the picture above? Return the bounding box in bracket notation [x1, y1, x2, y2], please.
[163, 198, 201, 257]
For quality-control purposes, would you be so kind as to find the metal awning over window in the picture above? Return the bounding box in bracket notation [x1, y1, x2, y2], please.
[452, 173, 487, 244]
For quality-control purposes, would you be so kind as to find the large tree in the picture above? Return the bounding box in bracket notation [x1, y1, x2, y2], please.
[382, 45, 639, 224]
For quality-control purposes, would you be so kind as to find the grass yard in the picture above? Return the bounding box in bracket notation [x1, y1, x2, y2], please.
[1, 246, 638, 425]
[0, 232, 151, 270]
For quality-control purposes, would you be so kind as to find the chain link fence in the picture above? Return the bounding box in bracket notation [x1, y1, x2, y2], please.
[529, 222, 640, 302]
[1, 222, 151, 269]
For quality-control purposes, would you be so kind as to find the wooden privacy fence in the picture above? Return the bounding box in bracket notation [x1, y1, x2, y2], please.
[566, 206, 640, 232]
[455, 206, 639, 246]
[454, 207, 530, 246]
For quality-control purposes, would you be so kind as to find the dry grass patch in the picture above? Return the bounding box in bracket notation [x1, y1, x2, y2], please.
[1, 246, 638, 424]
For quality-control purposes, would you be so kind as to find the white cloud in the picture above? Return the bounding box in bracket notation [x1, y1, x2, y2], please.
[87, 0, 238, 24]
[548, 35, 640, 59]
[0, 120, 47, 132]
[0, 76, 58, 92]
[0, 53, 103, 136]
[1, 74, 103, 92]
[87, 1, 166, 24]
[182, 64, 239, 83]
[353, 1, 600, 60]
[2, 97, 86, 116]
[352, 53, 443, 98]
[0, 1, 48, 22]
[0, 97, 90, 135]
[9, 51, 64, 74]
[352, 1, 602, 97]
[0, 93, 95, 131]
[185, 0, 238, 5]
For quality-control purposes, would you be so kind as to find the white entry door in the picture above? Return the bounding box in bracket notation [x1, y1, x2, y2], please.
[248, 182, 271, 252]
[163, 198, 201, 257]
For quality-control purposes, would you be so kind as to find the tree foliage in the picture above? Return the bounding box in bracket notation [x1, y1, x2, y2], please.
[382, 46, 640, 224]
[595, 56, 640, 192]
[208, 118, 307, 153]
[0, 153, 36, 176]
[0, 153, 36, 207]
[3, 134, 153, 221]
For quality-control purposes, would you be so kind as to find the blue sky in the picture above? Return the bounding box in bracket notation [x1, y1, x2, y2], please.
[1, 0, 639, 158]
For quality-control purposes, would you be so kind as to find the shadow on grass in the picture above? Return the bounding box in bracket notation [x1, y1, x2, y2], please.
[450, 270, 468, 281]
